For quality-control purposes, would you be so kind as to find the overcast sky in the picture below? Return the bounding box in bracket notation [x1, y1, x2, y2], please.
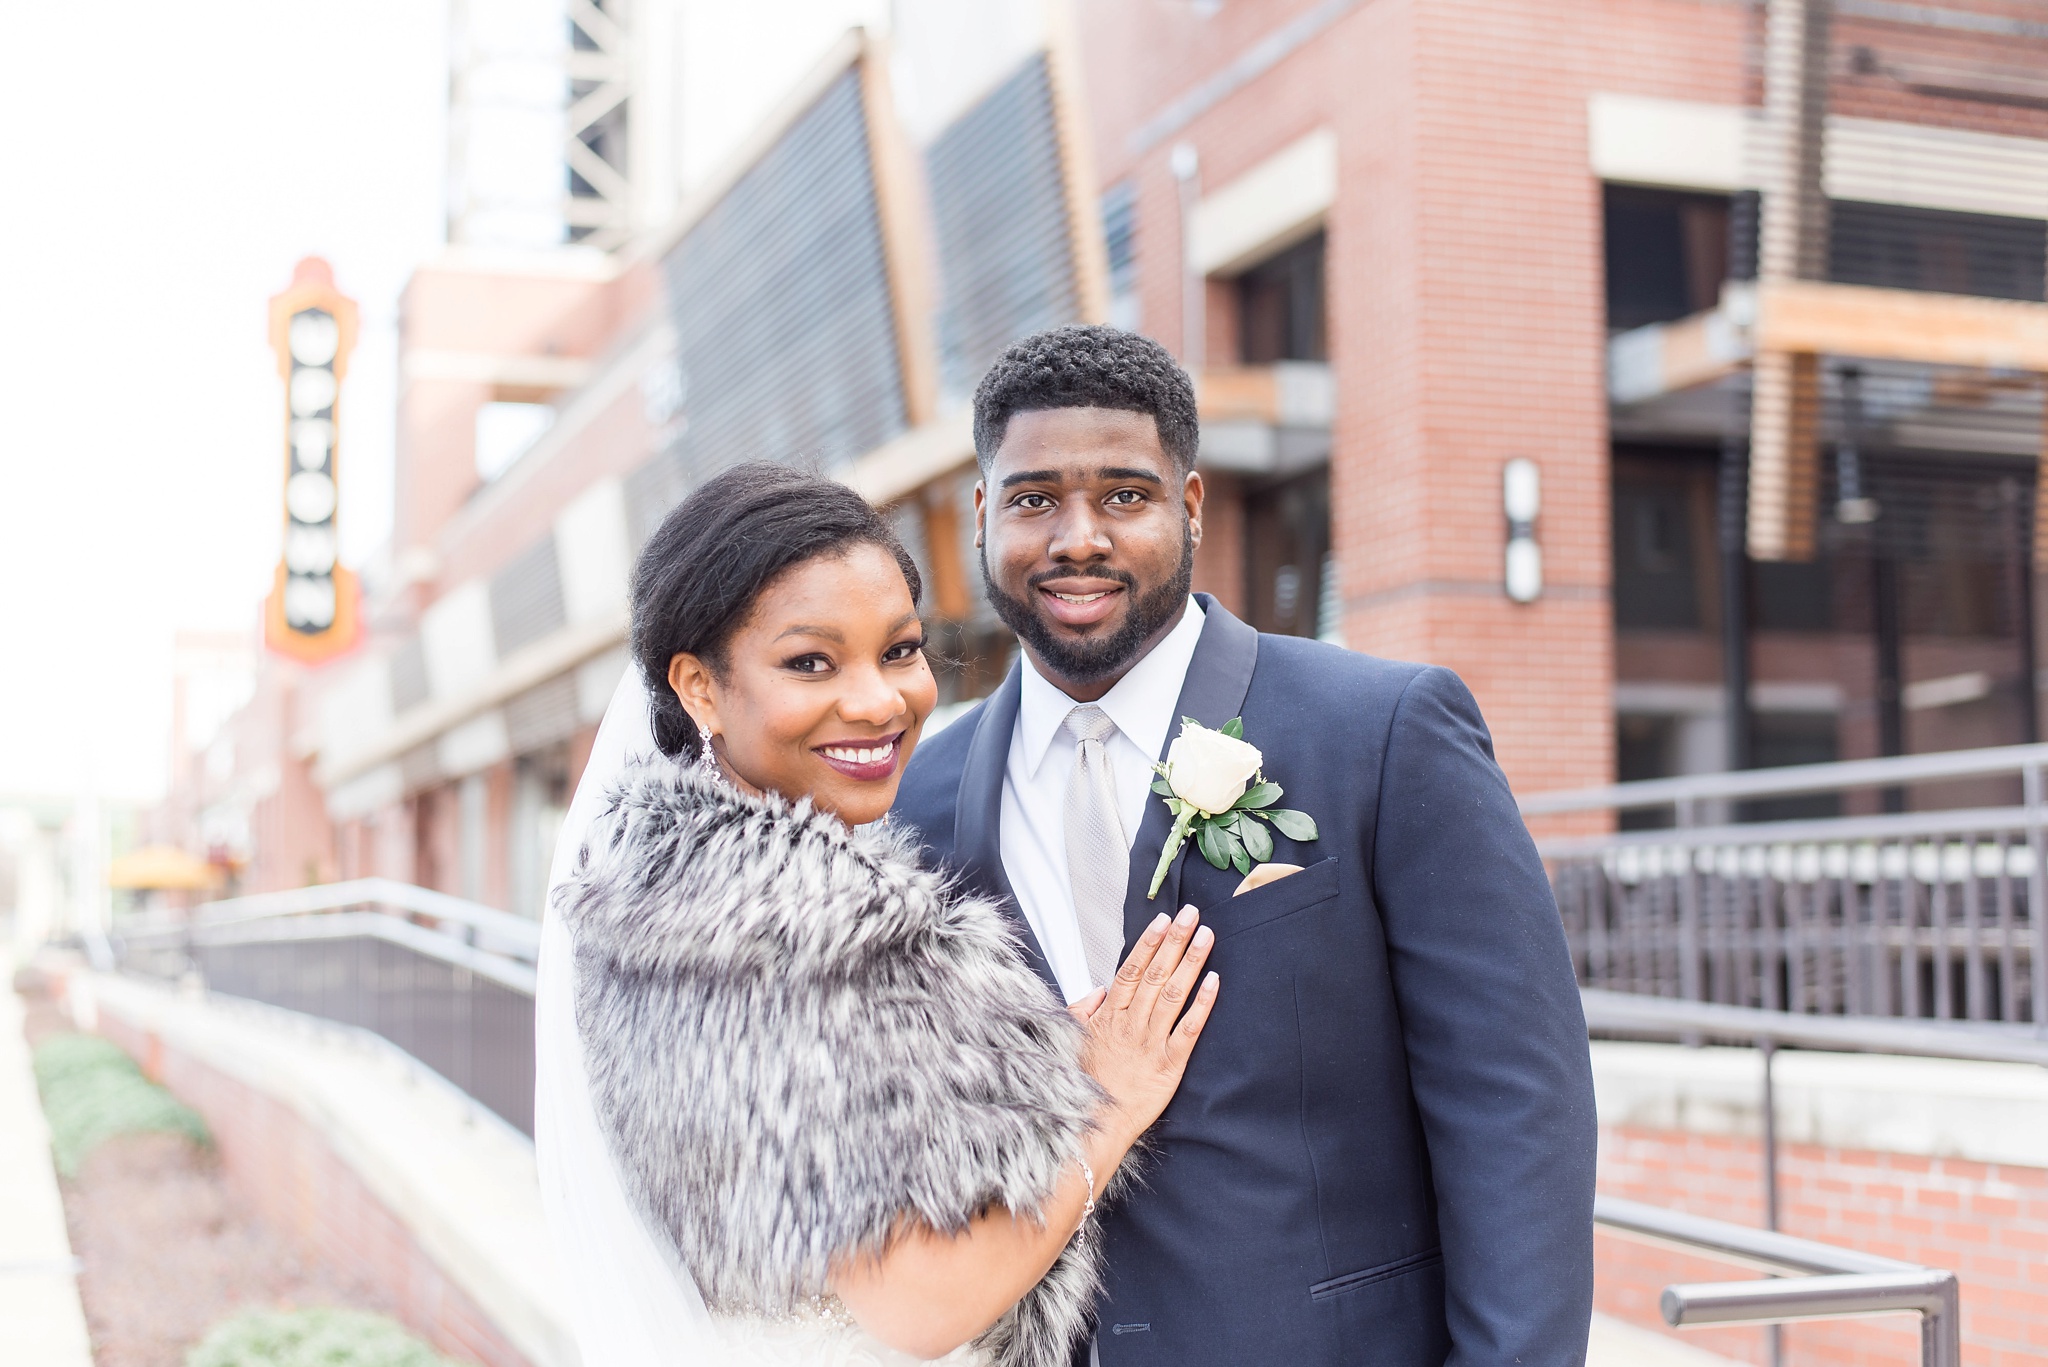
[0, 1, 446, 800]
[0, 0, 1029, 806]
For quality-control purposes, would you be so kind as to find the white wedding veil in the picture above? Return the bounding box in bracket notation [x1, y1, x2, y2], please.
[536, 662, 720, 1364]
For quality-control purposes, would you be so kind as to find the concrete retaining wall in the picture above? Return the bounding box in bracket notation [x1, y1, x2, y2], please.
[65, 971, 575, 1367]
[1593, 1041, 2048, 1367]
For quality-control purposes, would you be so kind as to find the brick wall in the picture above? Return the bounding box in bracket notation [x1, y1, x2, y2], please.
[1074, 0, 1771, 800]
[1599, 1125, 2048, 1367]
[96, 1012, 534, 1367]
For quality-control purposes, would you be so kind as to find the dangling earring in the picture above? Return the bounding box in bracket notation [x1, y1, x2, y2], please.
[694, 732, 725, 782]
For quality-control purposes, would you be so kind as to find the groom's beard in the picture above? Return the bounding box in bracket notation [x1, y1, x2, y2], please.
[981, 524, 1195, 687]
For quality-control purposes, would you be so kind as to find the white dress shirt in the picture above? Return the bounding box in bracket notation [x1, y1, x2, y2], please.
[1000, 597, 1206, 1004]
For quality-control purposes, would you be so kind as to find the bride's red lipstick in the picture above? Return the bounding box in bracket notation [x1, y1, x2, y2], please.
[813, 731, 905, 782]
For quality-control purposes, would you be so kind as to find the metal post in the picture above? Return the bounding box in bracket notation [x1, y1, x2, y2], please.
[1761, 1037, 1784, 1367]
[1675, 800, 1705, 1045]
[2003, 478, 2037, 745]
[1875, 555, 1907, 810]
[2027, 764, 2048, 1036]
[1718, 436, 1753, 783]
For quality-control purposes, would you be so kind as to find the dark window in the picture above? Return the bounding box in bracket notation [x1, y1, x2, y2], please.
[1613, 480, 1702, 629]
[1244, 468, 1330, 637]
[1237, 232, 1327, 363]
[1616, 714, 1682, 828]
[1603, 186, 1738, 329]
[1752, 560, 1834, 632]
[1742, 714, 1843, 821]
[1830, 201, 2046, 303]
[1102, 180, 1138, 298]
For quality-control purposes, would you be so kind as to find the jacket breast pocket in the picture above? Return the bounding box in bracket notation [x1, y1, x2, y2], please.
[1206, 857, 1340, 940]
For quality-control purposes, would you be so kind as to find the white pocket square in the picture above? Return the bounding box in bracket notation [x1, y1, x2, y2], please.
[1234, 862, 1305, 896]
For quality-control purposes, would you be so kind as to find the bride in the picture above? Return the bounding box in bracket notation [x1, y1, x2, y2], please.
[535, 463, 1219, 1366]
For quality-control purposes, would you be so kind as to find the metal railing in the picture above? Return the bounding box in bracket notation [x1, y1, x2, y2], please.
[1596, 1195, 1960, 1367]
[1525, 742, 2048, 1036]
[116, 879, 538, 1134]
[112, 881, 1977, 1364]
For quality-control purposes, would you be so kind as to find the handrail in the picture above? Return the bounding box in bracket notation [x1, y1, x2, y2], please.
[1535, 802, 2036, 858]
[120, 878, 539, 960]
[1594, 1195, 1961, 1367]
[190, 877, 540, 952]
[1522, 740, 2048, 815]
[1595, 1195, 1909, 1276]
[185, 912, 537, 994]
[1582, 989, 2048, 1066]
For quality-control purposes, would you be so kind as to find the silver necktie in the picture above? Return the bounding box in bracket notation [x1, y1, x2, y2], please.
[1063, 704, 1129, 991]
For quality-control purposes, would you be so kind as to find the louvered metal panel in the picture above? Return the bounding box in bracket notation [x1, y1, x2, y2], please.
[390, 637, 430, 714]
[623, 450, 687, 552]
[489, 535, 567, 657]
[661, 69, 907, 487]
[503, 672, 582, 755]
[399, 741, 441, 792]
[927, 54, 1080, 403]
[1829, 200, 2046, 303]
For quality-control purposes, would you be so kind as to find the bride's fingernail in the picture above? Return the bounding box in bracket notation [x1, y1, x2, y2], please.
[1148, 912, 1169, 934]
[1194, 926, 1213, 948]
[1175, 906, 1197, 927]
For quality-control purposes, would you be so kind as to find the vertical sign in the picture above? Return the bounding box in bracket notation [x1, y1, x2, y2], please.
[263, 258, 362, 664]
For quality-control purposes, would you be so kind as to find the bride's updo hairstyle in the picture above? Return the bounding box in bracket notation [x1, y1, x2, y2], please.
[630, 461, 923, 760]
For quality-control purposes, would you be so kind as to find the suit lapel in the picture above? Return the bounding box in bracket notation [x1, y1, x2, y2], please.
[951, 666, 1061, 993]
[1120, 596, 1260, 944]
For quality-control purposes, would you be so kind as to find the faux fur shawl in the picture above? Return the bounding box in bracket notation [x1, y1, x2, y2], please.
[560, 760, 1107, 1367]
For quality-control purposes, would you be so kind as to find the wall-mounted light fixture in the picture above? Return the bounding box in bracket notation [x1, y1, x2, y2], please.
[1170, 142, 1202, 374]
[1503, 457, 1542, 603]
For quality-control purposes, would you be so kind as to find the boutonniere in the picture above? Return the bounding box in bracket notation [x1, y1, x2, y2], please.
[1146, 717, 1320, 898]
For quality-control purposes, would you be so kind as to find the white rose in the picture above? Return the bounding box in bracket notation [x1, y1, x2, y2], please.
[1164, 723, 1263, 815]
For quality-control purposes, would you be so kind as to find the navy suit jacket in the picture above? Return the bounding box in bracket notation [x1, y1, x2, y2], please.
[891, 597, 1595, 1367]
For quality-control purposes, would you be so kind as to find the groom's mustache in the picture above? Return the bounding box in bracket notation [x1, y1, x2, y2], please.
[1026, 567, 1136, 592]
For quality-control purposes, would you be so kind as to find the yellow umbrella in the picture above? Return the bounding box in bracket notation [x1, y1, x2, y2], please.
[107, 846, 221, 891]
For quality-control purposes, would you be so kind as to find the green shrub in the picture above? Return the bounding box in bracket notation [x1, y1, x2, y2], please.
[32, 1032, 209, 1176]
[186, 1308, 457, 1367]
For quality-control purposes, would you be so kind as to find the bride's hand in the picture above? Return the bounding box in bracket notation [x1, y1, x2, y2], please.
[1076, 906, 1218, 1146]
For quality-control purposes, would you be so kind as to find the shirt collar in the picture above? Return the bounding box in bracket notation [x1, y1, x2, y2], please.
[1015, 597, 1207, 778]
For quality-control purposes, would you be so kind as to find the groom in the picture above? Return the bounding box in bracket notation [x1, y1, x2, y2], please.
[892, 326, 1596, 1366]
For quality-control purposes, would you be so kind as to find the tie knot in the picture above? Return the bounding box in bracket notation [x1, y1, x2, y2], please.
[1063, 704, 1117, 746]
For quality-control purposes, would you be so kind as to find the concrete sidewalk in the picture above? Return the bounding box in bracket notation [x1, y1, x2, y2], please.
[0, 965, 94, 1367]
[1589, 1312, 1742, 1367]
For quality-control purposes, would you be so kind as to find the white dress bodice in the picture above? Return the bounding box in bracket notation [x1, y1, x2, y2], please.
[711, 1297, 989, 1366]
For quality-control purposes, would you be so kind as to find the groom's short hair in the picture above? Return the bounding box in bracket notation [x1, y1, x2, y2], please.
[971, 325, 1200, 476]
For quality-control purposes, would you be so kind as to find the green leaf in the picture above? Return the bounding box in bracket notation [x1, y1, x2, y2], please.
[1239, 814, 1274, 862]
[1221, 716, 1245, 739]
[1196, 818, 1233, 871]
[1151, 778, 1177, 797]
[1233, 781, 1282, 810]
[1223, 826, 1252, 874]
[1266, 808, 1320, 842]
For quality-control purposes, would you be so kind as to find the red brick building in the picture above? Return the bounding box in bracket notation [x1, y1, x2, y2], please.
[204, 0, 2048, 883]
[1082, 0, 2048, 819]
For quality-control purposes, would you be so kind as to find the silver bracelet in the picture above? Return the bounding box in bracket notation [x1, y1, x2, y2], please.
[1075, 1157, 1097, 1241]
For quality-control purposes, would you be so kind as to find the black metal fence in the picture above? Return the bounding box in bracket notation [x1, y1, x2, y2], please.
[1526, 744, 2048, 1035]
[1549, 833, 2039, 1025]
